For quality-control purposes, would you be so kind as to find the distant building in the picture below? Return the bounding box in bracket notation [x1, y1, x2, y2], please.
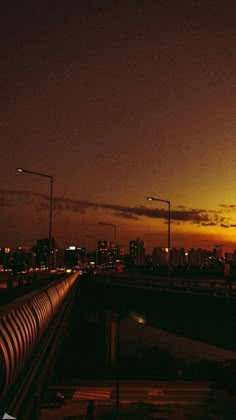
[78, 247, 86, 264]
[54, 248, 65, 268]
[13, 246, 32, 265]
[152, 247, 168, 265]
[188, 248, 209, 266]
[170, 248, 186, 266]
[129, 237, 145, 266]
[33, 237, 55, 268]
[213, 245, 223, 261]
[97, 240, 118, 266]
[64, 246, 86, 268]
[0, 247, 11, 269]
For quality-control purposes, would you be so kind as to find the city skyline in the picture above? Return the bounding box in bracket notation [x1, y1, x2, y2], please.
[1, 1, 236, 254]
[0, 227, 232, 258]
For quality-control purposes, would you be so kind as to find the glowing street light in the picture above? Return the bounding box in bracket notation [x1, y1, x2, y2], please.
[147, 196, 171, 281]
[16, 167, 53, 269]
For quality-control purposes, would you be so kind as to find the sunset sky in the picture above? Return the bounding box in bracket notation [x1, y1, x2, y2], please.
[1, 1, 236, 254]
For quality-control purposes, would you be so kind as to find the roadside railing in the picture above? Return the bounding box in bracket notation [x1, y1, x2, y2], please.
[94, 272, 233, 297]
[0, 272, 79, 418]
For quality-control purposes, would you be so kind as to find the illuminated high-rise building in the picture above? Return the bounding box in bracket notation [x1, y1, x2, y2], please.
[98, 240, 118, 266]
[64, 246, 86, 268]
[129, 237, 145, 265]
[35, 237, 55, 268]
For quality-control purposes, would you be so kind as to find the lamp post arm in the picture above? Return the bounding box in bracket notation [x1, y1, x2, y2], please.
[16, 168, 53, 180]
[27, 171, 53, 180]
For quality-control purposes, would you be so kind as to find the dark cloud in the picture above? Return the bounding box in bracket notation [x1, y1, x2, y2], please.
[0, 189, 48, 205]
[0, 189, 231, 228]
[171, 209, 210, 222]
[114, 212, 139, 220]
[219, 204, 236, 210]
[171, 221, 182, 225]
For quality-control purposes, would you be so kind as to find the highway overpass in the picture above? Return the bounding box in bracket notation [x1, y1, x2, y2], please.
[1, 270, 236, 418]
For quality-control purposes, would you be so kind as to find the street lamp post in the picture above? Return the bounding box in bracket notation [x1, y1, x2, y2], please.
[16, 168, 54, 269]
[98, 222, 117, 269]
[116, 314, 120, 418]
[147, 196, 171, 282]
[114, 311, 146, 419]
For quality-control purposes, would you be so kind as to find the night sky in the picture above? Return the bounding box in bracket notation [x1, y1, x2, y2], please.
[1, 0, 236, 254]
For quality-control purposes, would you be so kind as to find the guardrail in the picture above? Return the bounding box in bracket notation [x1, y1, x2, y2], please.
[94, 273, 234, 297]
[0, 272, 78, 417]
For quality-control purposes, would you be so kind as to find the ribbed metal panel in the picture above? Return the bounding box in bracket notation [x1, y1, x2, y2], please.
[30, 292, 52, 336]
[55, 282, 65, 301]
[0, 273, 78, 402]
[46, 286, 60, 313]
[6, 313, 25, 371]
[0, 334, 11, 397]
[0, 318, 17, 394]
[11, 309, 29, 368]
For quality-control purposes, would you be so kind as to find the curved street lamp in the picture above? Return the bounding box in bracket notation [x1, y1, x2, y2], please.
[147, 196, 171, 281]
[16, 168, 53, 269]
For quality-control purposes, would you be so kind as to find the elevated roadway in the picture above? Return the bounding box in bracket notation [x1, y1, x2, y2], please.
[94, 271, 233, 297]
[80, 272, 236, 353]
[1, 270, 235, 418]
